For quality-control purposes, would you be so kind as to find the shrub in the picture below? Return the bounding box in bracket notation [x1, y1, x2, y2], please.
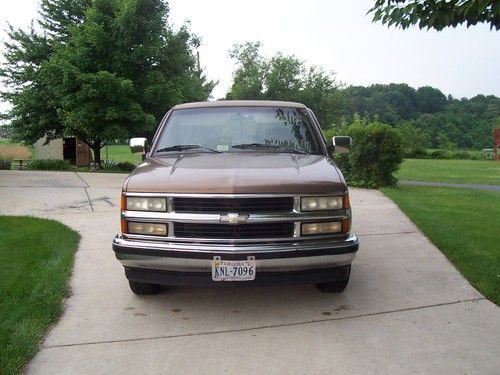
[101, 159, 136, 172]
[406, 149, 483, 160]
[326, 120, 403, 188]
[26, 159, 74, 171]
[429, 149, 446, 159]
[449, 151, 470, 160]
[115, 161, 137, 172]
[404, 148, 429, 159]
[101, 159, 118, 170]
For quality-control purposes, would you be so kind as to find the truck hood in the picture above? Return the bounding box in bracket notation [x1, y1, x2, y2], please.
[124, 153, 346, 194]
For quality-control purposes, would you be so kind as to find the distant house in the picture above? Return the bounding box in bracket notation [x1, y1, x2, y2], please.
[35, 137, 92, 166]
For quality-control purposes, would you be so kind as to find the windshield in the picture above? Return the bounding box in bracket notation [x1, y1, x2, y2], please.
[153, 106, 321, 155]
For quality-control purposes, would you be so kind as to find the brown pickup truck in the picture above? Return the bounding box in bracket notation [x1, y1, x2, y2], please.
[112, 100, 359, 295]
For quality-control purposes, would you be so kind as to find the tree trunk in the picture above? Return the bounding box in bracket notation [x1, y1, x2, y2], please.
[92, 141, 102, 167]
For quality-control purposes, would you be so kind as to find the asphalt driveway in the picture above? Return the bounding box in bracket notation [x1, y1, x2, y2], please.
[1, 170, 499, 374]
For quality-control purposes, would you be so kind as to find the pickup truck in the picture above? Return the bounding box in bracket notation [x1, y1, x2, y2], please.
[112, 100, 359, 295]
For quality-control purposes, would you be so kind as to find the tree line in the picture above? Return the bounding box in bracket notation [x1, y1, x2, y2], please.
[227, 42, 500, 151]
[1, 0, 499, 165]
[333, 84, 500, 151]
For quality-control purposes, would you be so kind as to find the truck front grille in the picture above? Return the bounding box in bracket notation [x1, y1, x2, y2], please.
[174, 222, 294, 239]
[173, 197, 293, 214]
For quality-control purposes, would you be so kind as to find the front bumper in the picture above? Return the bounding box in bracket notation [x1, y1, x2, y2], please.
[112, 234, 359, 285]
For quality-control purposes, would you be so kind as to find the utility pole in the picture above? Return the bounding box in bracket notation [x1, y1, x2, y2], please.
[196, 51, 201, 76]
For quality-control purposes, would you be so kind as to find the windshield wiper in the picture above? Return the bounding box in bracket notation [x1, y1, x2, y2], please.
[275, 146, 308, 154]
[231, 143, 308, 154]
[155, 144, 221, 153]
[231, 143, 275, 150]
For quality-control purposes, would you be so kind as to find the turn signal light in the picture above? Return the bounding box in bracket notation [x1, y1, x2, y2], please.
[342, 218, 350, 234]
[343, 194, 350, 210]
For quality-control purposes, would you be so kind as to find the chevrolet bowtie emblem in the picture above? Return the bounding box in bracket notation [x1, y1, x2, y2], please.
[220, 213, 249, 225]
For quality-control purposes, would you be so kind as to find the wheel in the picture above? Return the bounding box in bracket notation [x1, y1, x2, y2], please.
[315, 265, 351, 293]
[128, 280, 161, 295]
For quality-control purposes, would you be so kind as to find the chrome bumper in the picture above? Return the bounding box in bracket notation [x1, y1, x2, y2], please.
[112, 234, 359, 272]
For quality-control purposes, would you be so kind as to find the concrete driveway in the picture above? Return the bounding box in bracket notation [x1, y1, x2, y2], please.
[1, 170, 499, 374]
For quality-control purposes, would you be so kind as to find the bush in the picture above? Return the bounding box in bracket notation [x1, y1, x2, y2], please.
[0, 159, 11, 170]
[101, 159, 118, 170]
[404, 148, 430, 159]
[326, 119, 403, 188]
[449, 151, 470, 160]
[405, 149, 483, 160]
[115, 161, 137, 172]
[429, 149, 446, 159]
[26, 159, 74, 171]
[101, 159, 136, 172]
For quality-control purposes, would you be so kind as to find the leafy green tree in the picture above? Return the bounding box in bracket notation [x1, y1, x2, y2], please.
[415, 86, 447, 113]
[396, 122, 430, 155]
[337, 83, 418, 125]
[227, 42, 266, 100]
[369, 0, 500, 31]
[39, 0, 91, 39]
[226, 42, 340, 128]
[0, 0, 89, 144]
[2, 0, 214, 165]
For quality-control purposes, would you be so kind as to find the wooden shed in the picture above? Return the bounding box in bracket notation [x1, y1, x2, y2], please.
[35, 137, 92, 166]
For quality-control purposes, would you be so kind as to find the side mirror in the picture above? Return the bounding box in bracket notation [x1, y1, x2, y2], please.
[332, 136, 352, 154]
[129, 137, 148, 154]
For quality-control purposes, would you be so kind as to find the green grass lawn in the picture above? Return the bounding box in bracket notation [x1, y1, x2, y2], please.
[398, 159, 500, 185]
[101, 144, 142, 164]
[0, 217, 79, 375]
[382, 186, 500, 305]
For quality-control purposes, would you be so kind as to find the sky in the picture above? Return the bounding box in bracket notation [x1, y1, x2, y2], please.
[1, 0, 499, 106]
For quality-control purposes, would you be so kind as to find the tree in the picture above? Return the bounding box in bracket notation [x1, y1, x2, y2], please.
[232, 44, 500, 152]
[226, 42, 340, 128]
[227, 42, 266, 100]
[1, 0, 214, 165]
[415, 86, 447, 113]
[369, 0, 500, 31]
[39, 0, 91, 39]
[335, 83, 418, 125]
[395, 122, 430, 155]
[0, 0, 89, 145]
[331, 84, 499, 150]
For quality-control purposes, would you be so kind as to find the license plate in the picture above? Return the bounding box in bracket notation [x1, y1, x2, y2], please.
[212, 258, 256, 281]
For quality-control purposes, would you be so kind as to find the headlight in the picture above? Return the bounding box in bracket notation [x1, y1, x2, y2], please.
[302, 221, 342, 235]
[127, 222, 167, 236]
[301, 196, 343, 211]
[126, 197, 166, 211]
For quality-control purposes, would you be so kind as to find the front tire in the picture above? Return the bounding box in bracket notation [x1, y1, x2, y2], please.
[315, 264, 351, 293]
[128, 280, 161, 295]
